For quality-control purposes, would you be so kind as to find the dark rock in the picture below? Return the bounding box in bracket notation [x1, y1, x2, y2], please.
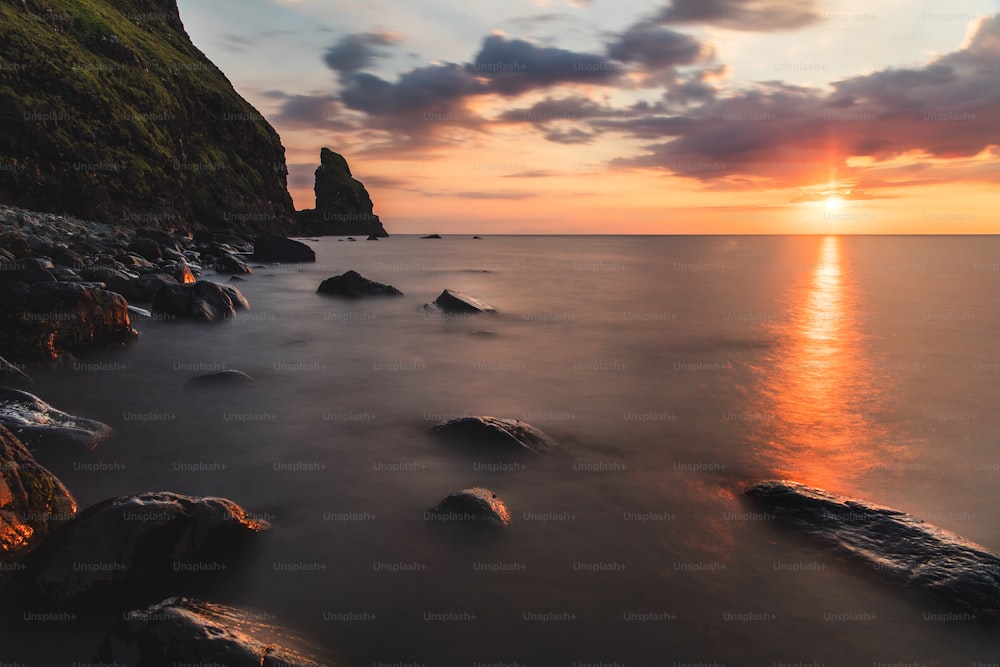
[48, 266, 80, 282]
[51, 247, 86, 269]
[0, 3, 296, 232]
[745, 480, 1000, 613]
[295, 148, 389, 238]
[317, 271, 402, 298]
[185, 370, 255, 387]
[0, 282, 136, 360]
[366, 234, 380, 240]
[213, 254, 253, 275]
[346, 237, 356, 242]
[108, 273, 179, 302]
[118, 253, 156, 270]
[152, 281, 249, 322]
[0, 356, 33, 385]
[253, 233, 316, 263]
[431, 289, 496, 313]
[7, 492, 270, 609]
[472, 236, 483, 239]
[135, 228, 184, 254]
[79, 265, 131, 283]
[429, 416, 558, 455]
[427, 487, 511, 527]
[95, 597, 335, 667]
[16, 257, 54, 271]
[0, 387, 112, 451]
[172, 262, 197, 285]
[421, 234, 442, 239]
[0, 424, 76, 563]
[0, 266, 55, 285]
[127, 238, 162, 262]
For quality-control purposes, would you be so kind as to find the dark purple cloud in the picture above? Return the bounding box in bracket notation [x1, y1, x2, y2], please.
[656, 0, 822, 31]
[323, 32, 400, 73]
[468, 35, 623, 94]
[607, 24, 706, 69]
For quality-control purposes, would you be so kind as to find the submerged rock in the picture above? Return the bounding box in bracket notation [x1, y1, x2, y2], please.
[152, 280, 249, 322]
[7, 492, 270, 609]
[96, 597, 335, 667]
[185, 370, 255, 387]
[213, 254, 253, 275]
[421, 234, 442, 239]
[253, 233, 316, 263]
[0, 424, 76, 563]
[429, 416, 558, 455]
[430, 289, 496, 313]
[745, 480, 1000, 613]
[428, 487, 511, 527]
[317, 271, 402, 298]
[0, 387, 112, 451]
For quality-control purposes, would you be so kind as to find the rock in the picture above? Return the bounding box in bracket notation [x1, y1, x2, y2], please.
[0, 264, 55, 285]
[427, 487, 511, 527]
[172, 262, 197, 285]
[253, 233, 316, 263]
[366, 234, 380, 241]
[428, 416, 558, 455]
[95, 597, 335, 667]
[0, 282, 136, 360]
[127, 238, 162, 262]
[421, 234, 442, 239]
[0, 424, 76, 563]
[0, 356, 33, 385]
[0, 387, 112, 451]
[213, 254, 253, 275]
[118, 253, 157, 270]
[108, 273, 179, 302]
[431, 289, 496, 313]
[6, 492, 270, 609]
[152, 281, 249, 322]
[0, 3, 296, 232]
[295, 148, 389, 238]
[745, 480, 1000, 613]
[472, 236, 483, 239]
[185, 370, 255, 387]
[317, 271, 402, 298]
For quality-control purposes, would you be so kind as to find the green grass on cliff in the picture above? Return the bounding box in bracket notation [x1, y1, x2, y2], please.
[0, 0, 294, 229]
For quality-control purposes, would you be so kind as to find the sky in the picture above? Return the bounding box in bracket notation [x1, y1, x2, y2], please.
[175, 0, 1000, 234]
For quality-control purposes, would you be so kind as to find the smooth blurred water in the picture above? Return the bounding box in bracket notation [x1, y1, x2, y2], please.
[6, 234, 1000, 665]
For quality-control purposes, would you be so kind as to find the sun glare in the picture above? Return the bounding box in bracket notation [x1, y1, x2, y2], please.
[825, 196, 843, 211]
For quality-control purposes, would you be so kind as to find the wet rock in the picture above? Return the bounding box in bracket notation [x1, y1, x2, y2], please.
[745, 480, 1000, 613]
[0, 424, 77, 563]
[7, 492, 270, 609]
[0, 387, 112, 451]
[427, 487, 511, 527]
[366, 234, 380, 240]
[127, 237, 162, 262]
[108, 273, 179, 302]
[253, 233, 316, 263]
[95, 597, 335, 667]
[421, 234, 442, 239]
[185, 370, 255, 387]
[0, 282, 136, 360]
[213, 254, 253, 275]
[317, 270, 402, 298]
[152, 281, 249, 322]
[118, 253, 156, 270]
[429, 416, 557, 455]
[172, 262, 196, 285]
[429, 289, 496, 313]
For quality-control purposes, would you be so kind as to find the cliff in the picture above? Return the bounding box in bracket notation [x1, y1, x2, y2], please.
[295, 148, 389, 237]
[0, 0, 295, 232]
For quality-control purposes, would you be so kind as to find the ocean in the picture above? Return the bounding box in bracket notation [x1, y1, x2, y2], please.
[6, 234, 1000, 665]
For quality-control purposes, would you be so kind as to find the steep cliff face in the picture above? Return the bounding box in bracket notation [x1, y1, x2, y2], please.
[0, 0, 295, 232]
[296, 148, 389, 237]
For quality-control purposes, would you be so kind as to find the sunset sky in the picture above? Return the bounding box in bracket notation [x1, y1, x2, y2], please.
[175, 0, 1000, 234]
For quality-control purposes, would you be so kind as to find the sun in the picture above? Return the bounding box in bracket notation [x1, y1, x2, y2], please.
[825, 196, 844, 211]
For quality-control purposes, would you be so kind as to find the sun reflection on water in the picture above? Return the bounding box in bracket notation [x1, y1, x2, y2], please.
[752, 236, 893, 492]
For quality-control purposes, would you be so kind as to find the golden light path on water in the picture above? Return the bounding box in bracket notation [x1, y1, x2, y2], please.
[752, 236, 896, 492]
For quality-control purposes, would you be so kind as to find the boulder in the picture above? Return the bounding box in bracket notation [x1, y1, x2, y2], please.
[0, 387, 112, 451]
[0, 424, 77, 563]
[746, 480, 1000, 613]
[317, 271, 402, 298]
[0, 282, 136, 360]
[185, 370, 255, 387]
[253, 233, 316, 263]
[108, 273, 179, 302]
[213, 254, 253, 275]
[6, 492, 270, 609]
[427, 487, 511, 527]
[430, 289, 496, 313]
[95, 597, 335, 667]
[172, 262, 197, 285]
[152, 281, 249, 322]
[127, 237, 162, 262]
[428, 416, 558, 455]
[421, 234, 442, 239]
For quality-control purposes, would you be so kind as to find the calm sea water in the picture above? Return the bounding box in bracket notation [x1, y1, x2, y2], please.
[6, 235, 1000, 665]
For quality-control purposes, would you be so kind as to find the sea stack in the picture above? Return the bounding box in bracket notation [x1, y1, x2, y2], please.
[295, 148, 390, 238]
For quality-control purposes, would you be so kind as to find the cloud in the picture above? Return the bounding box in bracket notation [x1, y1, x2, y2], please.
[607, 23, 707, 70]
[323, 32, 401, 74]
[424, 191, 538, 200]
[271, 93, 357, 129]
[656, 0, 822, 31]
[612, 15, 1000, 188]
[468, 34, 623, 94]
[544, 128, 595, 144]
[790, 190, 882, 203]
[503, 170, 555, 177]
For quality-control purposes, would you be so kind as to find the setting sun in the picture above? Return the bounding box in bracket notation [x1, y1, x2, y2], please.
[825, 196, 843, 212]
